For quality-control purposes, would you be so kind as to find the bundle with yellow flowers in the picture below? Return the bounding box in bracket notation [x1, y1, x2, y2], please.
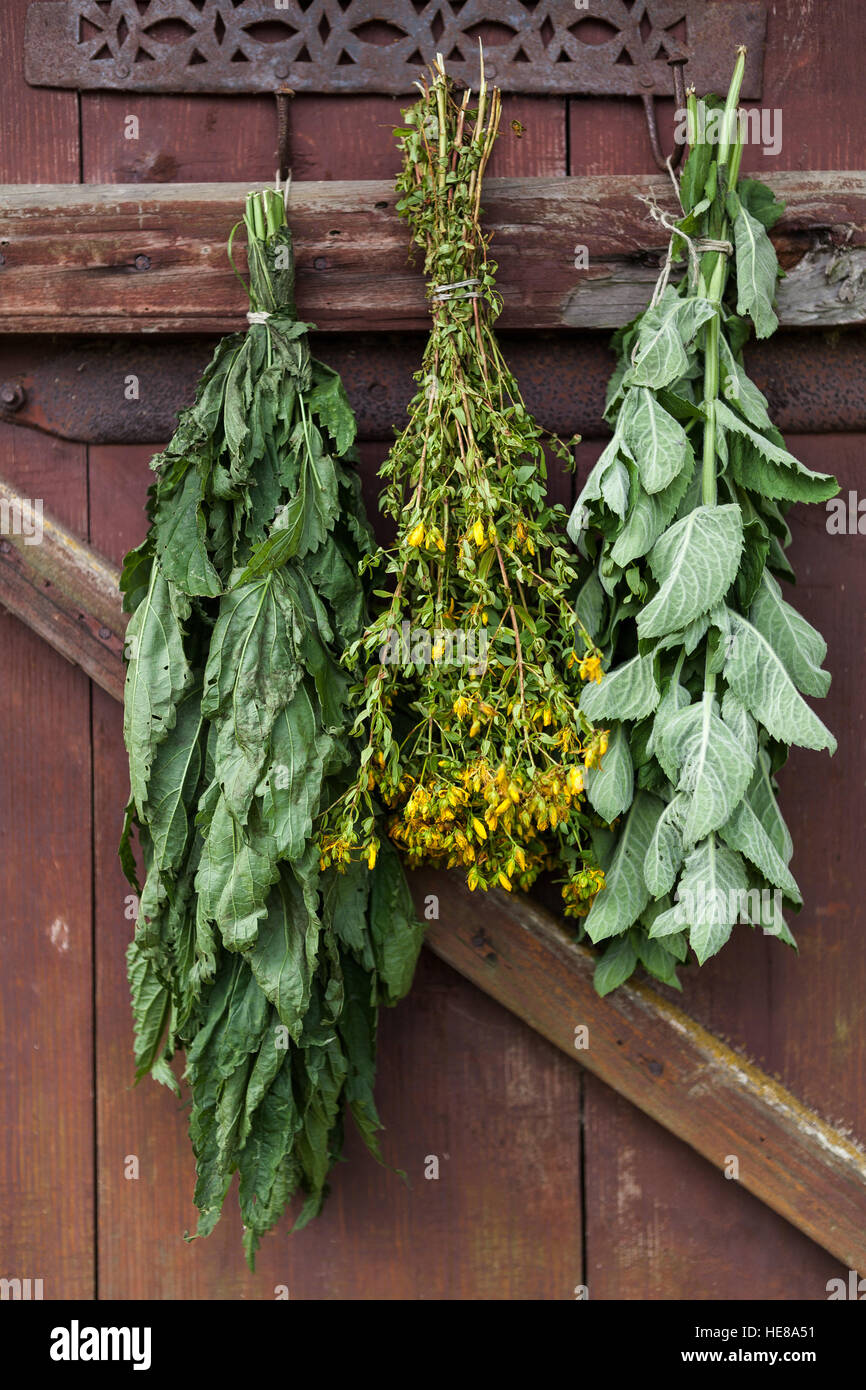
[321, 54, 606, 917]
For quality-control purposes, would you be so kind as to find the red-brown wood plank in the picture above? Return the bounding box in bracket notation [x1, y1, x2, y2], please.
[2, 171, 861, 335]
[0, 0, 89, 1298]
[0, 425, 94, 1300]
[0, 0, 78, 183]
[80, 92, 564, 184]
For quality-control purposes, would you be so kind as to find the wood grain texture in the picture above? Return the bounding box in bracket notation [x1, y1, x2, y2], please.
[0, 474, 128, 702]
[80, 93, 564, 183]
[0, 426, 94, 1300]
[0, 0, 78, 183]
[416, 870, 866, 1276]
[1, 171, 863, 334]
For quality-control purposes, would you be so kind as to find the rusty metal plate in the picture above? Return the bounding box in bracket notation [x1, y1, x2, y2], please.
[2, 330, 861, 445]
[25, 1, 765, 97]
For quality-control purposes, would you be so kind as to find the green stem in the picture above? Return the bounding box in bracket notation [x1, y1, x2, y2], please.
[699, 51, 746, 692]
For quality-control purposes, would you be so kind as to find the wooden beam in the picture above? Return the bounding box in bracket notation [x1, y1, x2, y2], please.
[415, 871, 866, 1275]
[0, 478, 127, 702]
[1, 476, 865, 1270]
[0, 172, 864, 333]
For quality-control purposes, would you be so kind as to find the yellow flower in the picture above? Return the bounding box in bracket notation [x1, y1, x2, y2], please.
[366, 842, 378, 869]
[472, 817, 487, 841]
[469, 718, 481, 737]
[472, 519, 485, 548]
[578, 654, 603, 684]
[407, 522, 426, 547]
[498, 872, 512, 892]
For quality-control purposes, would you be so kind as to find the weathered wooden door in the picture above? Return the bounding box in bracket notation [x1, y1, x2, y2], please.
[1, 0, 864, 1299]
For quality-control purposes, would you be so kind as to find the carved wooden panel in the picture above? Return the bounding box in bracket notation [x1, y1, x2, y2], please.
[25, 1, 766, 96]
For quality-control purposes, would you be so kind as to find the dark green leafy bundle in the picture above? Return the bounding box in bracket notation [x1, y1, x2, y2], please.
[568, 51, 838, 995]
[120, 187, 422, 1266]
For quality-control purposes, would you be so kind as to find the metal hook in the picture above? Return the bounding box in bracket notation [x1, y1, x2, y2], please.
[275, 85, 294, 184]
[643, 52, 688, 172]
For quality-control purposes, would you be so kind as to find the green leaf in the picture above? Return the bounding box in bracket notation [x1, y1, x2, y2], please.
[201, 574, 301, 753]
[633, 931, 682, 989]
[196, 796, 279, 950]
[724, 608, 837, 752]
[747, 748, 793, 862]
[718, 799, 801, 903]
[369, 838, 424, 1004]
[123, 565, 192, 817]
[636, 504, 743, 640]
[749, 571, 831, 698]
[308, 363, 357, 455]
[580, 653, 659, 723]
[718, 336, 772, 429]
[584, 792, 664, 943]
[127, 935, 174, 1088]
[621, 388, 691, 493]
[657, 694, 755, 847]
[584, 722, 634, 823]
[593, 935, 638, 996]
[644, 795, 686, 897]
[574, 569, 606, 639]
[257, 684, 334, 860]
[676, 835, 750, 964]
[733, 200, 780, 338]
[153, 470, 222, 598]
[738, 178, 785, 231]
[610, 452, 696, 569]
[718, 402, 839, 504]
[625, 289, 716, 390]
[246, 869, 320, 1038]
[142, 684, 204, 878]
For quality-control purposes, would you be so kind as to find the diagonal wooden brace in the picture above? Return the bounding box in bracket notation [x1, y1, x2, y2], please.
[1, 476, 864, 1271]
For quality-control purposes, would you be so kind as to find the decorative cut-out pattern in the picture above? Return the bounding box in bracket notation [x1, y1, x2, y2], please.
[25, 1, 765, 95]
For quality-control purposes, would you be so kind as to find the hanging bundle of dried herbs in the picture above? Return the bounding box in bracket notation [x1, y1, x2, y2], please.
[569, 50, 838, 995]
[322, 58, 606, 917]
[120, 187, 422, 1265]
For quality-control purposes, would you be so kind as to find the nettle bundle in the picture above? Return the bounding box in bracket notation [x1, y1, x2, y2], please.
[120, 188, 421, 1265]
[569, 50, 838, 994]
[322, 58, 606, 914]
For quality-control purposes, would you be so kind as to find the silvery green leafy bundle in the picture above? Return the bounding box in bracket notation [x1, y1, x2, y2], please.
[568, 51, 838, 996]
[119, 187, 422, 1266]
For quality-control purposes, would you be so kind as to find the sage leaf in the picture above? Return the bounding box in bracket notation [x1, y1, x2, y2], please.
[636, 504, 743, 640]
[584, 722, 634, 823]
[584, 792, 664, 943]
[580, 653, 660, 722]
[724, 608, 837, 752]
[733, 200, 779, 338]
